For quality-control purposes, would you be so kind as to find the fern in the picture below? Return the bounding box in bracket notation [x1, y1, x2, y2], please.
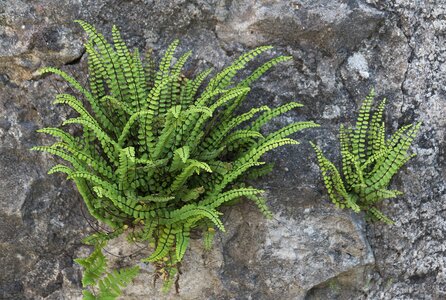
[32, 21, 317, 296]
[311, 89, 420, 224]
[75, 241, 140, 300]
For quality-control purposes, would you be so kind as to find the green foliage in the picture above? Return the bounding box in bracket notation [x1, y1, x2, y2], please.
[75, 240, 140, 300]
[311, 90, 420, 224]
[32, 21, 318, 295]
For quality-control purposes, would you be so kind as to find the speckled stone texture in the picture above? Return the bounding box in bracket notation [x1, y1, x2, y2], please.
[0, 0, 444, 299]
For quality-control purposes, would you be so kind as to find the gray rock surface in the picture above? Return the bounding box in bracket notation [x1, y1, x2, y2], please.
[0, 0, 444, 299]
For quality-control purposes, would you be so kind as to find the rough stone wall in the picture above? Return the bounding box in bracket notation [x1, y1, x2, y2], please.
[0, 0, 444, 299]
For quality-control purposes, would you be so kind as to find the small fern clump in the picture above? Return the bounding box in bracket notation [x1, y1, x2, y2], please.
[32, 20, 318, 297]
[311, 90, 420, 224]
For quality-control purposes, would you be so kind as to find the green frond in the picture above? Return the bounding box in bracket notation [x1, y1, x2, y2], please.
[50, 142, 114, 179]
[38, 67, 92, 99]
[177, 186, 205, 202]
[137, 194, 175, 203]
[117, 147, 136, 190]
[39, 67, 115, 135]
[239, 55, 292, 88]
[244, 163, 274, 180]
[53, 93, 99, 127]
[341, 150, 365, 189]
[310, 142, 359, 212]
[143, 49, 156, 89]
[365, 188, 403, 203]
[75, 246, 107, 287]
[168, 159, 212, 192]
[175, 226, 191, 261]
[225, 130, 264, 146]
[112, 25, 139, 107]
[262, 121, 320, 143]
[142, 226, 175, 262]
[154, 40, 180, 115]
[366, 122, 420, 189]
[170, 146, 190, 171]
[249, 102, 303, 132]
[181, 68, 213, 108]
[47, 164, 73, 176]
[367, 207, 394, 224]
[245, 194, 273, 219]
[169, 205, 225, 231]
[97, 266, 140, 300]
[75, 178, 122, 229]
[75, 20, 126, 104]
[209, 161, 266, 197]
[63, 117, 119, 162]
[204, 45, 273, 92]
[31, 145, 84, 171]
[85, 41, 106, 100]
[100, 95, 133, 115]
[158, 40, 179, 80]
[118, 110, 151, 146]
[199, 187, 264, 208]
[68, 172, 116, 190]
[203, 227, 216, 251]
[200, 106, 270, 153]
[237, 138, 299, 167]
[369, 98, 387, 156]
[352, 89, 375, 162]
[36, 127, 78, 147]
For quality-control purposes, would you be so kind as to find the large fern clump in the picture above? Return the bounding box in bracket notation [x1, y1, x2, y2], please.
[32, 20, 318, 296]
[311, 90, 420, 224]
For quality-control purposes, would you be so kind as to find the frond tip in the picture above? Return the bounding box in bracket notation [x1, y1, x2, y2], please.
[311, 89, 420, 224]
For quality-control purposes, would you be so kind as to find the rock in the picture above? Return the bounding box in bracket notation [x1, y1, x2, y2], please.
[0, 0, 444, 299]
[216, 0, 385, 55]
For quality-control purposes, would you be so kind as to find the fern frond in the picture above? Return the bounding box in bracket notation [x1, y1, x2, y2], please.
[181, 68, 213, 108]
[199, 187, 264, 208]
[75, 246, 107, 287]
[366, 122, 420, 189]
[367, 207, 394, 224]
[249, 102, 304, 132]
[63, 117, 119, 162]
[168, 160, 212, 192]
[31, 146, 84, 171]
[310, 142, 360, 212]
[96, 266, 140, 300]
[351, 89, 374, 163]
[47, 164, 73, 176]
[245, 194, 273, 219]
[169, 205, 225, 231]
[39, 67, 115, 135]
[200, 106, 269, 153]
[369, 98, 387, 156]
[239, 55, 292, 88]
[175, 226, 191, 261]
[142, 226, 175, 262]
[204, 45, 273, 92]
[262, 121, 319, 143]
[237, 138, 299, 167]
[203, 227, 216, 251]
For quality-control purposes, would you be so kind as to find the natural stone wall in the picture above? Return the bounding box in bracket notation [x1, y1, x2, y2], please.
[0, 0, 444, 299]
